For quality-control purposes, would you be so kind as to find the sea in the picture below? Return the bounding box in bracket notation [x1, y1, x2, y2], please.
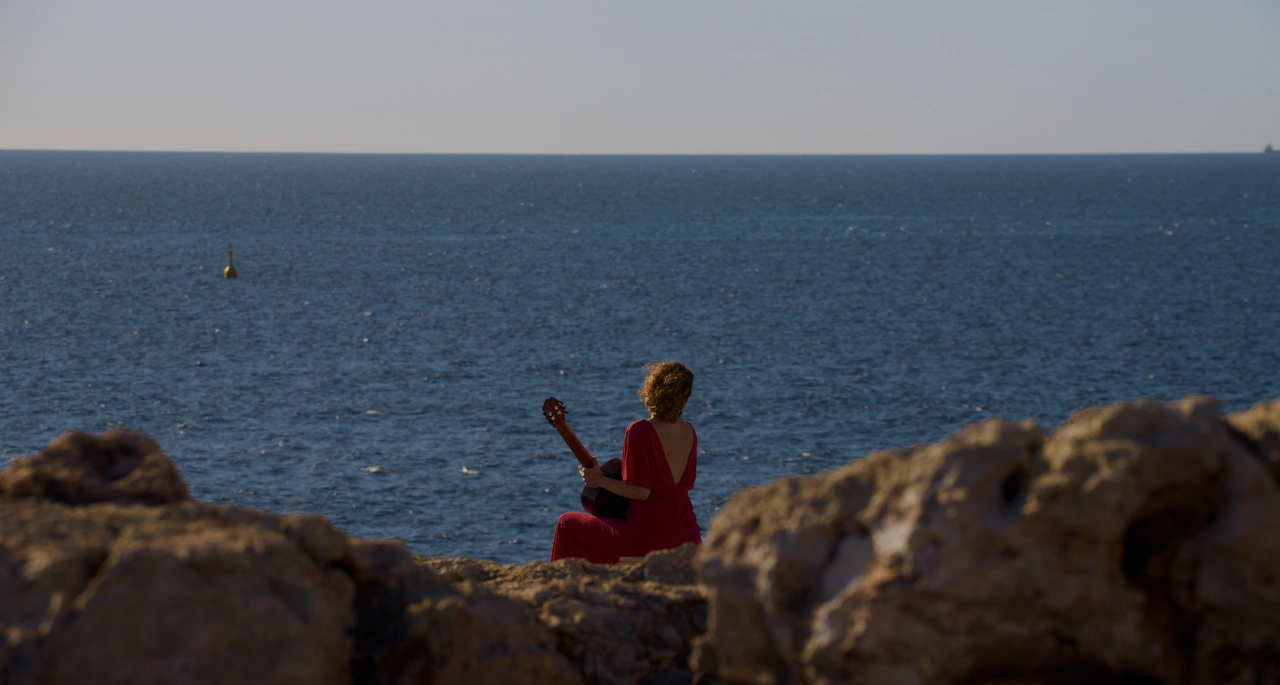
[1, 151, 1277, 563]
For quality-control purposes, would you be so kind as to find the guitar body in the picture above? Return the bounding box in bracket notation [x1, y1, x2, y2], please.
[581, 457, 629, 520]
[543, 397, 630, 521]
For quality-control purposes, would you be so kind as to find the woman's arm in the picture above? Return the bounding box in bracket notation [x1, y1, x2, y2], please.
[581, 458, 650, 500]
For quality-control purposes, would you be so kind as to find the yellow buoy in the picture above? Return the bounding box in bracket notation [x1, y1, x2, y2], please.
[223, 243, 238, 279]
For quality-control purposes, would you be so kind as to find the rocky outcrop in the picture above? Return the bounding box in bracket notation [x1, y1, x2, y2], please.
[0, 429, 705, 685]
[420, 544, 705, 685]
[0, 497, 585, 685]
[0, 426, 585, 685]
[694, 396, 1280, 685]
[5, 396, 1280, 685]
[0, 429, 189, 505]
[0, 501, 354, 685]
[1227, 398, 1280, 483]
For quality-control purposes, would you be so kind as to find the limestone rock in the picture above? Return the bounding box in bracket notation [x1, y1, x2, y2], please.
[0, 431, 582, 685]
[0, 500, 354, 685]
[348, 538, 581, 685]
[420, 543, 706, 685]
[7, 396, 1280, 685]
[0, 430, 189, 505]
[391, 581, 584, 685]
[695, 396, 1280, 685]
[0, 501, 581, 685]
[1227, 397, 1280, 482]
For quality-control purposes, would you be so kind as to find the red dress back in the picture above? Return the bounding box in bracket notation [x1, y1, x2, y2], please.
[550, 419, 702, 563]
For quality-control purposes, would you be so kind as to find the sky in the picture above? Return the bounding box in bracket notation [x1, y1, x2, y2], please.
[1, 0, 1276, 154]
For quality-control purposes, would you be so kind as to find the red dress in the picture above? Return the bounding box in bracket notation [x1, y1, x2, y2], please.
[550, 419, 701, 564]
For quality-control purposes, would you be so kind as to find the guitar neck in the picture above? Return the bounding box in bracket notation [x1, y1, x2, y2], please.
[553, 422, 596, 469]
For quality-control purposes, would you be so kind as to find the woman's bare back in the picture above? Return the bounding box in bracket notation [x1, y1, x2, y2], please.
[646, 418, 694, 483]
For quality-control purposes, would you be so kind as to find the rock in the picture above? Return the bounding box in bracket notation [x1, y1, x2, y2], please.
[1226, 397, 1280, 482]
[0, 430, 189, 505]
[279, 512, 352, 566]
[0, 430, 583, 685]
[694, 396, 1280, 685]
[391, 580, 583, 685]
[6, 396, 1280, 685]
[419, 543, 706, 685]
[0, 498, 584, 685]
[0, 500, 354, 685]
[345, 538, 580, 685]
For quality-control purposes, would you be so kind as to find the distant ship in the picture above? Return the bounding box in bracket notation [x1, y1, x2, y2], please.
[1267, 143, 1275, 154]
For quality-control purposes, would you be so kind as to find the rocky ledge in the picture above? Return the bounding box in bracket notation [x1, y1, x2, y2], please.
[2, 395, 1279, 685]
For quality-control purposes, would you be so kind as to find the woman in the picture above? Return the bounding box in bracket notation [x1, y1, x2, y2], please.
[550, 361, 701, 563]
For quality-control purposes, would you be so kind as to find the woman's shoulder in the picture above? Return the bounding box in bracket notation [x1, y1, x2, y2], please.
[625, 419, 654, 441]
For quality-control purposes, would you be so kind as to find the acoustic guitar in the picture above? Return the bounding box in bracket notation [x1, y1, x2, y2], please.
[541, 397, 629, 520]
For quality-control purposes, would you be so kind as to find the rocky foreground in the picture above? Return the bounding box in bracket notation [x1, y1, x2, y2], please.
[2, 395, 1279, 684]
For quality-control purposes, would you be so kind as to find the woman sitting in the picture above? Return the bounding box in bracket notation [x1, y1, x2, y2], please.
[550, 361, 702, 564]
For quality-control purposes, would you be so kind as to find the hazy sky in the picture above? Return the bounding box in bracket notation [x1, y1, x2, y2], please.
[1, 0, 1276, 154]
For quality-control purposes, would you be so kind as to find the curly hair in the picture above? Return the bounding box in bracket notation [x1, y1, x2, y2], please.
[637, 361, 695, 422]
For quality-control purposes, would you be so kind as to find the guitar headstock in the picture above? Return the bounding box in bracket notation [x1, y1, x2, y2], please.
[542, 397, 567, 428]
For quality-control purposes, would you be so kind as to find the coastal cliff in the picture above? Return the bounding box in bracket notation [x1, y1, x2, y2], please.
[2, 395, 1279, 684]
